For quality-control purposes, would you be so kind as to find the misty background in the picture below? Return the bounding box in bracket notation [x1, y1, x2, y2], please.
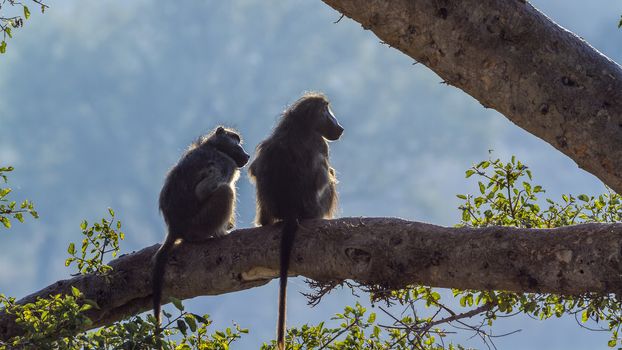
[1, 1, 621, 348]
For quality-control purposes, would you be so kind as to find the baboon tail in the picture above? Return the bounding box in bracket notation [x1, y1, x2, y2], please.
[277, 218, 298, 350]
[152, 234, 176, 340]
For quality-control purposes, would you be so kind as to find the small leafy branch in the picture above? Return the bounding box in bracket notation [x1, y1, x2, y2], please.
[0, 289, 247, 349]
[154, 297, 248, 350]
[458, 156, 622, 229]
[0, 0, 48, 53]
[0, 165, 38, 229]
[65, 208, 125, 277]
[260, 302, 469, 350]
[0, 287, 96, 349]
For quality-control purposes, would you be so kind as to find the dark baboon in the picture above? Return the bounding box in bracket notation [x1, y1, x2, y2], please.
[153, 126, 249, 330]
[248, 92, 344, 350]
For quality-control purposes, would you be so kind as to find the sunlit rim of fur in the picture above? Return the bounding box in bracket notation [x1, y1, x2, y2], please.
[283, 91, 329, 115]
[189, 126, 243, 150]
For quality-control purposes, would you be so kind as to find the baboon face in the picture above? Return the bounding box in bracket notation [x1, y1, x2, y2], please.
[317, 104, 344, 141]
[213, 127, 250, 167]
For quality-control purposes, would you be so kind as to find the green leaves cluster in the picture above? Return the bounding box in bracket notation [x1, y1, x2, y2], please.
[157, 298, 247, 350]
[0, 165, 38, 229]
[65, 208, 124, 276]
[458, 157, 622, 230]
[0, 1, 46, 54]
[71, 299, 247, 350]
[458, 156, 543, 227]
[0, 291, 246, 350]
[261, 302, 467, 350]
[0, 287, 95, 349]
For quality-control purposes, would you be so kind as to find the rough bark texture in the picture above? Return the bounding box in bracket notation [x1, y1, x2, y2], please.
[2, 218, 622, 340]
[322, 0, 622, 193]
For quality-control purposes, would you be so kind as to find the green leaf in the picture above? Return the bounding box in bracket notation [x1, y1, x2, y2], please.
[170, 297, 184, 311]
[185, 314, 197, 332]
[68, 243, 76, 255]
[581, 310, 589, 322]
[193, 313, 209, 324]
[0, 41, 6, 54]
[578, 194, 590, 202]
[108, 207, 115, 217]
[24, 5, 31, 19]
[5, 28, 12, 39]
[177, 319, 188, 335]
[1, 216, 11, 228]
[478, 182, 486, 194]
[71, 286, 81, 297]
[456, 194, 467, 200]
[607, 339, 616, 347]
[465, 169, 475, 178]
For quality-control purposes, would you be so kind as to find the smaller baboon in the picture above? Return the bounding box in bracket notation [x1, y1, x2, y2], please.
[152, 126, 249, 330]
[248, 92, 344, 350]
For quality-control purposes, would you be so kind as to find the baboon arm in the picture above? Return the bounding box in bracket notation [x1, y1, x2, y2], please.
[186, 184, 233, 241]
[194, 167, 223, 202]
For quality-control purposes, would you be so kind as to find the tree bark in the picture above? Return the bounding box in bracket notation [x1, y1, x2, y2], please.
[322, 0, 622, 193]
[1, 217, 622, 341]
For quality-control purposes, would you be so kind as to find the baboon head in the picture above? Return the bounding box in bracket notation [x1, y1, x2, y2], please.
[281, 93, 344, 141]
[209, 126, 250, 167]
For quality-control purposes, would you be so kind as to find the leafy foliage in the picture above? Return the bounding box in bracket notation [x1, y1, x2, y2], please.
[0, 287, 94, 349]
[0, 165, 38, 229]
[457, 156, 622, 228]
[70, 302, 246, 350]
[0, 0, 47, 54]
[0, 290, 246, 350]
[261, 302, 467, 350]
[65, 208, 124, 277]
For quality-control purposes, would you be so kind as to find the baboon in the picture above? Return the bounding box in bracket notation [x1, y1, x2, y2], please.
[248, 92, 344, 350]
[152, 126, 249, 330]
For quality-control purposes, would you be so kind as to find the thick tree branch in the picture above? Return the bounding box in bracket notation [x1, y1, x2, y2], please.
[321, 0, 622, 193]
[1, 217, 622, 340]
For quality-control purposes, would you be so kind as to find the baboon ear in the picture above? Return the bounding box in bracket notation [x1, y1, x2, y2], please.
[216, 126, 225, 135]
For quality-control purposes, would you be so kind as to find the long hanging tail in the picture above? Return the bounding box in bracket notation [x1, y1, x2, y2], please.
[152, 235, 176, 339]
[277, 218, 298, 350]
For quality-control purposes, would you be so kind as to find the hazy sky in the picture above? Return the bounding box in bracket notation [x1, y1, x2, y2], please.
[1, 1, 621, 349]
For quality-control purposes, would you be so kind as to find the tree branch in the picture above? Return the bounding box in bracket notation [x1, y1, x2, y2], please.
[1, 217, 622, 341]
[321, 0, 622, 193]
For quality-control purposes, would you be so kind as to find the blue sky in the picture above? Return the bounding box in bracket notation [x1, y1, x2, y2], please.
[1, 1, 621, 348]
